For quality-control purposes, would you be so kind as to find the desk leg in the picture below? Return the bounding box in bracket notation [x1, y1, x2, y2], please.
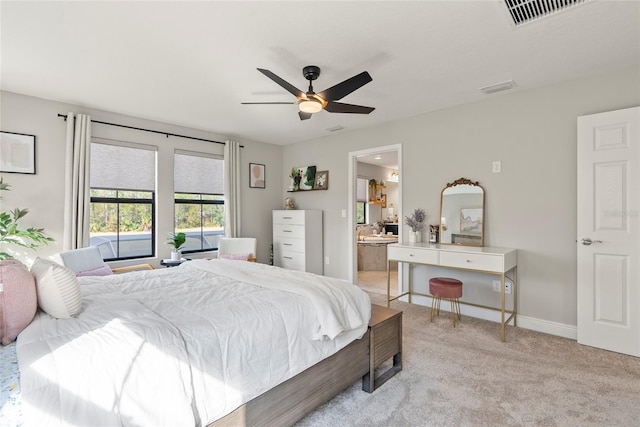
[513, 267, 518, 327]
[501, 274, 506, 342]
[408, 263, 413, 304]
[387, 260, 391, 308]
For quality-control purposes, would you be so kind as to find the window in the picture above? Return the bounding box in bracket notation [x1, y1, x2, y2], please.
[356, 177, 368, 224]
[89, 142, 156, 260]
[174, 151, 224, 253]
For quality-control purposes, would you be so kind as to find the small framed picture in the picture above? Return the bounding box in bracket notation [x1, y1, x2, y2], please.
[313, 170, 329, 190]
[249, 163, 265, 188]
[0, 131, 36, 174]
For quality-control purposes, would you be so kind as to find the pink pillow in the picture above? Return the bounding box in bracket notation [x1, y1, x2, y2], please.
[218, 253, 250, 261]
[76, 264, 113, 277]
[0, 259, 38, 345]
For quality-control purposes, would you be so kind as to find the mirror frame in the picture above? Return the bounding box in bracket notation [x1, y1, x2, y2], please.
[439, 177, 485, 247]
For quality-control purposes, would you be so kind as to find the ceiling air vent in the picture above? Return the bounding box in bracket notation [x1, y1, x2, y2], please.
[504, 0, 585, 26]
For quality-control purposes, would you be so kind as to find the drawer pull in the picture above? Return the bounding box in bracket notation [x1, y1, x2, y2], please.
[283, 216, 292, 219]
[284, 256, 293, 260]
[283, 230, 292, 233]
[409, 254, 414, 257]
[283, 243, 292, 246]
[466, 259, 471, 263]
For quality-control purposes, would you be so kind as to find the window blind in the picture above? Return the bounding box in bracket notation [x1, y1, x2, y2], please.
[174, 151, 224, 195]
[357, 178, 368, 202]
[90, 143, 156, 191]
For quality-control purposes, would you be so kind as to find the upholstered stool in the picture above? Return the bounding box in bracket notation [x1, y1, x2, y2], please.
[429, 277, 463, 327]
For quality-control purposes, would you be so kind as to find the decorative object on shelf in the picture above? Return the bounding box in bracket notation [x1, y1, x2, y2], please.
[166, 232, 186, 261]
[284, 197, 296, 210]
[0, 131, 36, 174]
[381, 194, 387, 208]
[0, 178, 53, 260]
[368, 179, 377, 201]
[429, 224, 440, 243]
[289, 168, 301, 191]
[313, 170, 329, 190]
[289, 165, 317, 191]
[249, 163, 265, 189]
[405, 208, 426, 243]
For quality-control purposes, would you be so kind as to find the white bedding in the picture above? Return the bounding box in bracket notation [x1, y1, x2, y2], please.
[16, 259, 371, 426]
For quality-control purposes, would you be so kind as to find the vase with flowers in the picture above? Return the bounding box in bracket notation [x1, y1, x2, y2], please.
[404, 208, 426, 243]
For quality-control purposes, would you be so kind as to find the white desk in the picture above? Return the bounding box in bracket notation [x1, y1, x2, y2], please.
[386, 242, 517, 341]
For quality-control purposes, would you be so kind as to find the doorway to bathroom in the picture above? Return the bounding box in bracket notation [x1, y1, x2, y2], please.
[347, 144, 402, 297]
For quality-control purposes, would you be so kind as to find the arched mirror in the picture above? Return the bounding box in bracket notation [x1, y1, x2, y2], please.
[439, 178, 485, 246]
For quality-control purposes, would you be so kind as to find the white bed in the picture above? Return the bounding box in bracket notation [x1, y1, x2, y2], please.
[16, 259, 371, 426]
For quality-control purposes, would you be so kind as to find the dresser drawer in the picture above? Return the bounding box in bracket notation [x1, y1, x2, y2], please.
[273, 224, 305, 239]
[273, 210, 306, 225]
[274, 251, 305, 271]
[387, 245, 438, 265]
[439, 251, 503, 272]
[273, 237, 305, 253]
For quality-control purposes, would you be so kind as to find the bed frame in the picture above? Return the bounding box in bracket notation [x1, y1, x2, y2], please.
[210, 329, 371, 427]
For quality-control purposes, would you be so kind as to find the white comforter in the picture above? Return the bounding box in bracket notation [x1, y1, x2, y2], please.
[16, 260, 371, 426]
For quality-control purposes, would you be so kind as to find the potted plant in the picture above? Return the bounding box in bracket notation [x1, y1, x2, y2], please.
[166, 232, 186, 261]
[404, 208, 426, 243]
[289, 168, 301, 191]
[0, 178, 53, 260]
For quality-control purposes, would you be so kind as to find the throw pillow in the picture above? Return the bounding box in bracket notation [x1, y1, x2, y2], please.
[218, 253, 251, 261]
[0, 259, 38, 345]
[76, 264, 113, 277]
[30, 257, 82, 318]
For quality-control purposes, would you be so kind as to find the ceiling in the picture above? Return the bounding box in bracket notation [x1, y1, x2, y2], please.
[2, 1, 639, 146]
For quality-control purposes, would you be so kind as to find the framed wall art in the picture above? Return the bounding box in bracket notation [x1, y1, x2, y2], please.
[460, 208, 483, 233]
[249, 163, 265, 188]
[313, 170, 329, 190]
[0, 131, 36, 174]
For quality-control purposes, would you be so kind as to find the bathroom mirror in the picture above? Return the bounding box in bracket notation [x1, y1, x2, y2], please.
[439, 178, 485, 246]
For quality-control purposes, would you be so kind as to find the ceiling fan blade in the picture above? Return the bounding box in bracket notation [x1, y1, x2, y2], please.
[241, 102, 296, 105]
[324, 101, 375, 114]
[317, 71, 372, 102]
[299, 111, 312, 121]
[257, 68, 304, 98]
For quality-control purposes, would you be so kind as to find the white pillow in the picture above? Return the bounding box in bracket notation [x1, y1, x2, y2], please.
[30, 257, 82, 318]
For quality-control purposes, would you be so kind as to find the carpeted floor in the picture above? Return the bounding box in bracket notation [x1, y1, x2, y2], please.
[296, 290, 640, 427]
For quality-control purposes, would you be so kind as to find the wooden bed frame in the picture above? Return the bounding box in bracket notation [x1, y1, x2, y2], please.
[211, 329, 371, 427]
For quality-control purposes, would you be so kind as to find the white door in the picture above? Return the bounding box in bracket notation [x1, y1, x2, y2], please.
[577, 106, 640, 357]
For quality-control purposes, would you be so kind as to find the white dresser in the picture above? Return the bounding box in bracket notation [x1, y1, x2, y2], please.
[272, 210, 323, 275]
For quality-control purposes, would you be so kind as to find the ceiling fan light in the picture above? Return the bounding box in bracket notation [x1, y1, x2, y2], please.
[299, 99, 323, 114]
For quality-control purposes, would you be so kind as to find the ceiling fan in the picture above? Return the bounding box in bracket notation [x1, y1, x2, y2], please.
[242, 65, 375, 121]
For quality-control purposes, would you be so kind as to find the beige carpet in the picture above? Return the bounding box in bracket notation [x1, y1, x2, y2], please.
[296, 290, 640, 426]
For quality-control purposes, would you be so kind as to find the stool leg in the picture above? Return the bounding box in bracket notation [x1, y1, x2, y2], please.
[431, 296, 442, 321]
[455, 298, 462, 321]
[431, 296, 437, 322]
[450, 299, 456, 327]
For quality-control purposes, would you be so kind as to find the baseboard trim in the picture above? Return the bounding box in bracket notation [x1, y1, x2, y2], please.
[401, 294, 577, 340]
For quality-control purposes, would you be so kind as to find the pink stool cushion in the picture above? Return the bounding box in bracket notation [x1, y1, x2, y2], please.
[429, 277, 463, 299]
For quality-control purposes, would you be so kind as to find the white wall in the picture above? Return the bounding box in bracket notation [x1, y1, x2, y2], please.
[0, 91, 283, 266]
[282, 65, 640, 328]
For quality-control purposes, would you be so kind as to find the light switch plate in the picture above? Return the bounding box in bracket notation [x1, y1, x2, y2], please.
[492, 161, 502, 173]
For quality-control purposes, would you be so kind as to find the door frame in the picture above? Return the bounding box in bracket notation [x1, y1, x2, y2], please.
[347, 144, 402, 285]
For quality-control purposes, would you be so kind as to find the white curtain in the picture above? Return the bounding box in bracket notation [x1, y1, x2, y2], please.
[224, 140, 241, 237]
[62, 113, 91, 250]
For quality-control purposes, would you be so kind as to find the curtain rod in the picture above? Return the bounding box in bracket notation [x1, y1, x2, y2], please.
[57, 114, 243, 147]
